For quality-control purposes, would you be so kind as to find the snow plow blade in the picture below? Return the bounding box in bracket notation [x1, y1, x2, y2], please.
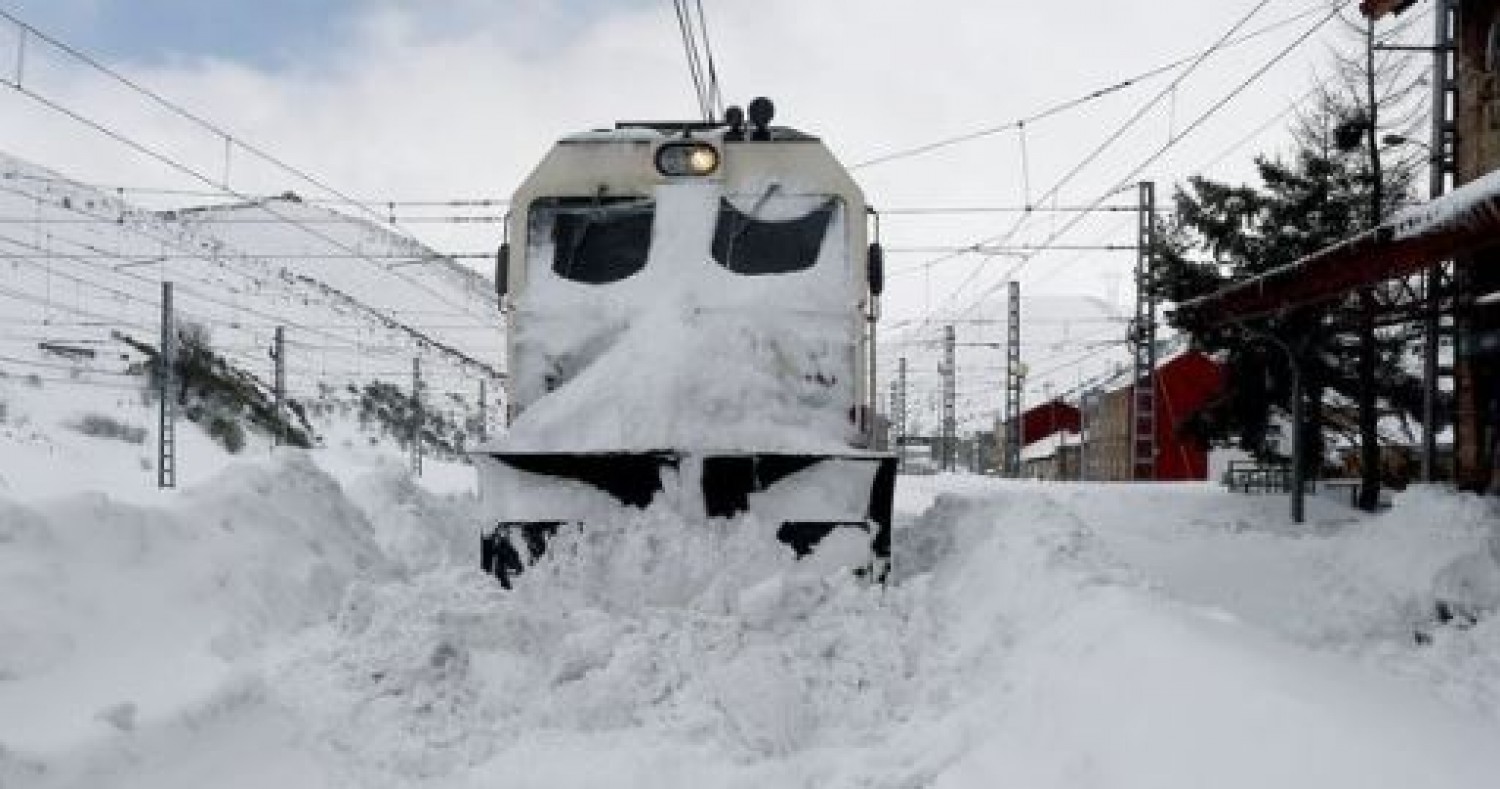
[476, 451, 896, 588]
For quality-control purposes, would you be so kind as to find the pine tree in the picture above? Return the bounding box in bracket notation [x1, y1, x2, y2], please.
[1156, 95, 1420, 485]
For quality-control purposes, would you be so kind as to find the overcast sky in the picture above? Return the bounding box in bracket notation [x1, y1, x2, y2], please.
[0, 0, 1419, 427]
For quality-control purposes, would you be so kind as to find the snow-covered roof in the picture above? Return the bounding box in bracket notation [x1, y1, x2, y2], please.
[1391, 166, 1500, 241]
[1177, 166, 1500, 325]
[1021, 430, 1081, 462]
[561, 128, 666, 143]
[1082, 335, 1202, 395]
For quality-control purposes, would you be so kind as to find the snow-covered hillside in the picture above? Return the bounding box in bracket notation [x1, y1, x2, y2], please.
[0, 152, 503, 443]
[3, 357, 1499, 789]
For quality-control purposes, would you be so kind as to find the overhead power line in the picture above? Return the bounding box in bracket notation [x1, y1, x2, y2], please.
[0, 180, 501, 374]
[1021, 86, 1323, 292]
[880, 204, 1138, 216]
[0, 10, 500, 334]
[0, 83, 494, 319]
[938, 2, 1343, 321]
[671, 0, 724, 121]
[0, 215, 506, 225]
[892, 0, 1287, 315]
[982, 4, 1343, 302]
[1, 172, 512, 206]
[0, 9, 445, 236]
[888, 244, 1136, 254]
[0, 199, 503, 383]
[851, 0, 1331, 171]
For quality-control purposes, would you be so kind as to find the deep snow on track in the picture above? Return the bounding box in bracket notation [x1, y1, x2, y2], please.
[3, 459, 1500, 787]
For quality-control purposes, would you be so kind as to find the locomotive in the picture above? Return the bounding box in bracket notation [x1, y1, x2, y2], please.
[477, 99, 894, 586]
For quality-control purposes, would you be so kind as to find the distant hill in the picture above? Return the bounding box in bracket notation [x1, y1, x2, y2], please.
[0, 150, 504, 460]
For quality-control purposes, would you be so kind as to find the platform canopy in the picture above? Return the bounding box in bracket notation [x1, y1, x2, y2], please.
[1173, 168, 1500, 327]
[1359, 0, 1418, 20]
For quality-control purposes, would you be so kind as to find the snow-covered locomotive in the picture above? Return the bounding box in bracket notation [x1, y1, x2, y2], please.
[477, 99, 894, 585]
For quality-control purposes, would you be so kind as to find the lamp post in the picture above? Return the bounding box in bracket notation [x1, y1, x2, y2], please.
[1237, 322, 1305, 524]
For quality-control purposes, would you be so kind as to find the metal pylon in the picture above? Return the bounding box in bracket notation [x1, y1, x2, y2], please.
[1421, 0, 1457, 481]
[1004, 281, 1022, 476]
[1131, 182, 1157, 481]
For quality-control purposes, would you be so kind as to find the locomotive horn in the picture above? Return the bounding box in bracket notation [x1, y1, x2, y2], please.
[748, 97, 774, 140]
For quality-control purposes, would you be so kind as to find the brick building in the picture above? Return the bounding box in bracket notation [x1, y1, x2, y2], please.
[1083, 350, 1226, 482]
[997, 399, 1081, 474]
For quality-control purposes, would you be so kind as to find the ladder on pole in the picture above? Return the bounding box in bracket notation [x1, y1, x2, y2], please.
[1004, 281, 1023, 476]
[158, 281, 176, 489]
[1131, 182, 1158, 481]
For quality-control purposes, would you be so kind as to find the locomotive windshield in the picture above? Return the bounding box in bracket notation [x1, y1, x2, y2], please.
[529, 196, 655, 284]
[526, 192, 844, 284]
[711, 196, 837, 276]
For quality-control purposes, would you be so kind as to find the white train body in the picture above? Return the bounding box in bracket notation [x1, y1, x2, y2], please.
[476, 111, 893, 583]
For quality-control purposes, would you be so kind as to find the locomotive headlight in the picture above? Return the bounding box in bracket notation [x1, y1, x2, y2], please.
[655, 142, 720, 177]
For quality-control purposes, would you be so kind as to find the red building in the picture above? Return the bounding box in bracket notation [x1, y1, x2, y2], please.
[1086, 350, 1225, 481]
[995, 399, 1081, 476]
[1020, 400, 1082, 445]
[996, 399, 1081, 467]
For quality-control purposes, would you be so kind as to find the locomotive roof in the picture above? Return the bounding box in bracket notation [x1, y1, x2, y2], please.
[561, 124, 820, 143]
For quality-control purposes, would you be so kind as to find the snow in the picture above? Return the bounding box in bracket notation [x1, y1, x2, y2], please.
[5, 356, 1500, 789]
[497, 181, 860, 455]
[1019, 428, 1079, 462]
[1390, 165, 1500, 241]
[2, 196, 1499, 787]
[0, 152, 503, 432]
[561, 128, 667, 143]
[498, 304, 858, 454]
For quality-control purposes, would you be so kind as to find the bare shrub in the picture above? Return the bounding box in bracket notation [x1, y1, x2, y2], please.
[72, 413, 148, 445]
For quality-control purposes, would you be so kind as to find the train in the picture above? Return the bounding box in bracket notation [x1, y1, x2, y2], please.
[476, 98, 895, 586]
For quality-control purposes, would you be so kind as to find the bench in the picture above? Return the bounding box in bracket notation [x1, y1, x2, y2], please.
[1223, 460, 1292, 494]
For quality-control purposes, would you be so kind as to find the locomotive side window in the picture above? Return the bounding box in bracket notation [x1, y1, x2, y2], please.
[528, 196, 655, 284]
[711, 197, 837, 276]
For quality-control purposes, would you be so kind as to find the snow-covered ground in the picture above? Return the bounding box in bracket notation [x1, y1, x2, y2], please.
[4, 366, 1500, 788]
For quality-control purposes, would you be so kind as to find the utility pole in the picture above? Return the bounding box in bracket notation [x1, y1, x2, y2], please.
[1131, 181, 1158, 481]
[1004, 281, 1022, 476]
[896, 356, 909, 470]
[898, 357, 908, 443]
[888, 378, 899, 453]
[1421, 0, 1456, 482]
[478, 377, 488, 443]
[271, 326, 286, 447]
[157, 281, 176, 489]
[941, 325, 956, 471]
[868, 298, 880, 449]
[411, 357, 424, 477]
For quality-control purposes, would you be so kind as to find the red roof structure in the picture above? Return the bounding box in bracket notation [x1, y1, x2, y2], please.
[1359, 0, 1418, 20]
[1154, 351, 1227, 481]
[1174, 169, 1500, 325]
[1086, 350, 1225, 482]
[1018, 400, 1081, 446]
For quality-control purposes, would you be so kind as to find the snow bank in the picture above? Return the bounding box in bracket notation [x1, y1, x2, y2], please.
[899, 483, 1500, 789]
[6, 449, 1500, 788]
[268, 481, 1500, 787]
[935, 588, 1500, 789]
[0, 454, 397, 757]
[268, 506, 916, 786]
